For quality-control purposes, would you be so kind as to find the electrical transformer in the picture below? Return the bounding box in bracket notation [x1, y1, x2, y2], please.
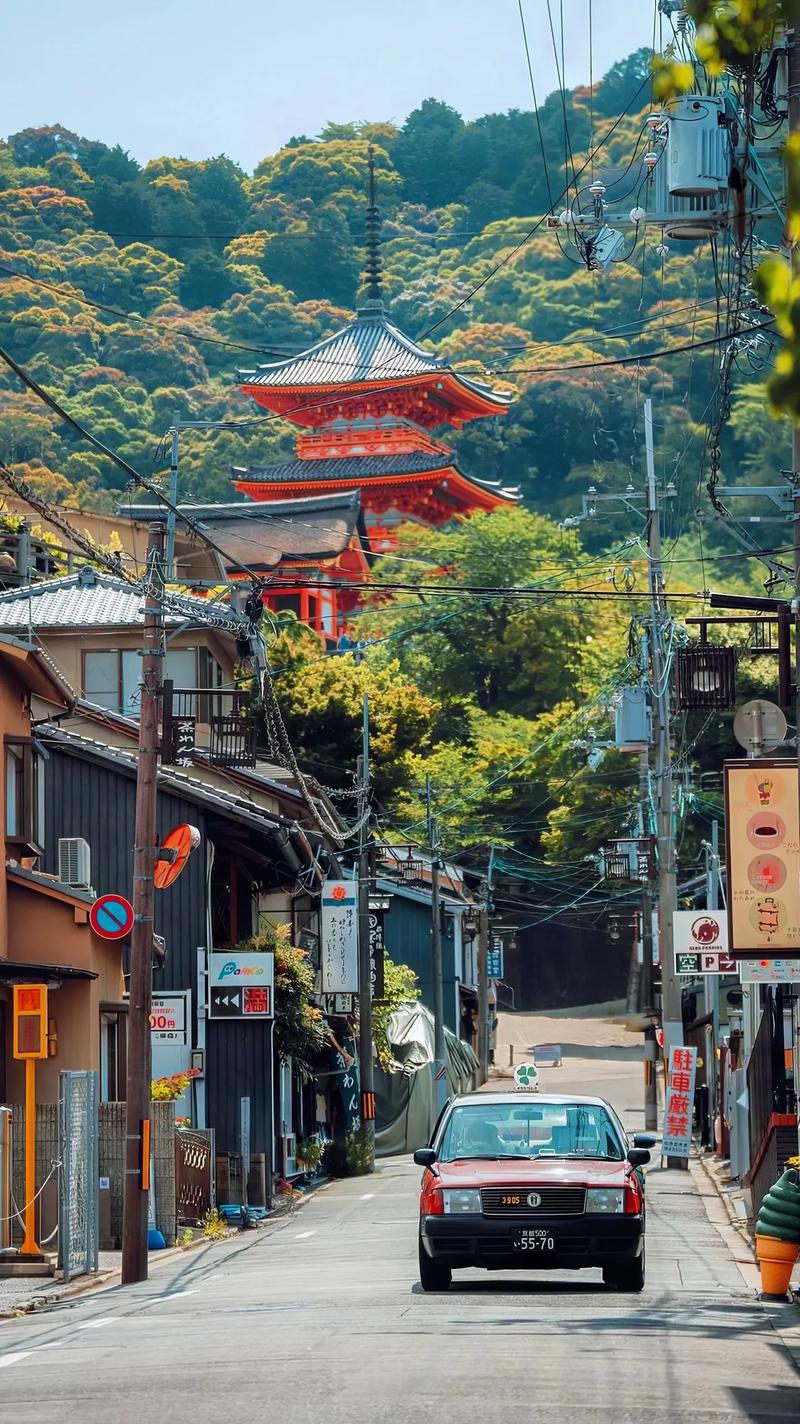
[667, 95, 728, 196]
[614, 686, 650, 753]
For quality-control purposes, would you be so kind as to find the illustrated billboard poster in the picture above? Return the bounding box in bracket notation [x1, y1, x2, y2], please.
[724, 761, 800, 957]
[661, 1045, 698, 1159]
[321, 880, 359, 993]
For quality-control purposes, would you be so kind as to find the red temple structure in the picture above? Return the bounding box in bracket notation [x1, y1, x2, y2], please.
[233, 153, 519, 556]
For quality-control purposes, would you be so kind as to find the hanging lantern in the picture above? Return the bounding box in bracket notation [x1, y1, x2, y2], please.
[673, 646, 737, 710]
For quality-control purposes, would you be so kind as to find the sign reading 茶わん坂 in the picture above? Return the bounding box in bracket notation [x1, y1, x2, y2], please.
[321, 880, 359, 993]
[661, 1045, 698, 1158]
[725, 762, 800, 957]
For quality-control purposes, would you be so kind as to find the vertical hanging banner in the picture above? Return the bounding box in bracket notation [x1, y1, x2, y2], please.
[368, 908, 385, 999]
[724, 761, 800, 958]
[321, 880, 359, 993]
[662, 1045, 698, 1159]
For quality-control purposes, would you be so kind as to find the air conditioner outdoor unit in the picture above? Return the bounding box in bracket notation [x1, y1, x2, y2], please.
[58, 836, 92, 890]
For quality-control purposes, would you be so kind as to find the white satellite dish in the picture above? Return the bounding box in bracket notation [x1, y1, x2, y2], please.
[732, 699, 787, 757]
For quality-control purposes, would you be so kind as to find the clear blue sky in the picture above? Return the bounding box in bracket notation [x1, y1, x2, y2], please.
[3, 2, 660, 171]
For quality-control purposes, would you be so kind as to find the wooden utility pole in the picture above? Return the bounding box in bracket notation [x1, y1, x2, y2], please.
[357, 695, 375, 1162]
[122, 523, 165, 1284]
[477, 879, 490, 1084]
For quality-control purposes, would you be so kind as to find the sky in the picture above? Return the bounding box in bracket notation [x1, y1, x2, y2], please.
[2, 2, 661, 171]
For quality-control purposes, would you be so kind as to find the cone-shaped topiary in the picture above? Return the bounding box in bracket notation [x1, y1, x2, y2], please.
[756, 1168, 800, 1245]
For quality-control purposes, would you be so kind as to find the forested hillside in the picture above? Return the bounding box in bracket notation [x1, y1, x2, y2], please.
[0, 45, 786, 522]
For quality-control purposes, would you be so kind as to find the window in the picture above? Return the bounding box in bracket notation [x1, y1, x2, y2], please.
[5, 740, 45, 851]
[83, 648, 200, 715]
[437, 1101, 624, 1163]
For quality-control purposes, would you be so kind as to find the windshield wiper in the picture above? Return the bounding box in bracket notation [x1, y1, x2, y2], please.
[447, 1153, 531, 1161]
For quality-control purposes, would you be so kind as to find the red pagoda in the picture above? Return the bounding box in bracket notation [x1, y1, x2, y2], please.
[234, 154, 519, 554]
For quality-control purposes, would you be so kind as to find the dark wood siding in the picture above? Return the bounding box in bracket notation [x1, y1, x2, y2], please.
[41, 742, 274, 1156]
[381, 892, 458, 1033]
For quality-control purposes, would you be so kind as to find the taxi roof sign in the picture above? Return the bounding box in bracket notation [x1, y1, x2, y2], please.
[513, 1062, 539, 1091]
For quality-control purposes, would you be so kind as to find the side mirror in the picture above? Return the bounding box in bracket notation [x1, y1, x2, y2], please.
[413, 1147, 437, 1168]
[632, 1133, 657, 1149]
[627, 1148, 651, 1168]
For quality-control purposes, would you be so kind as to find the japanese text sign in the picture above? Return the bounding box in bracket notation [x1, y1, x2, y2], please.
[321, 881, 359, 993]
[12, 983, 48, 1060]
[661, 1045, 697, 1159]
[725, 762, 800, 957]
[368, 911, 385, 999]
[150, 994, 188, 1043]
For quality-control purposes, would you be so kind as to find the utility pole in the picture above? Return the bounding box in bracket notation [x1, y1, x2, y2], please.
[639, 750, 658, 1132]
[426, 776, 446, 1084]
[122, 523, 165, 1284]
[477, 860, 492, 1085]
[357, 694, 375, 1164]
[644, 397, 684, 1166]
[704, 821, 721, 1140]
[165, 414, 179, 582]
[644, 400, 681, 1042]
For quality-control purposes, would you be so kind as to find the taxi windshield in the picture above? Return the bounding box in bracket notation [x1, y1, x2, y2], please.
[438, 1101, 624, 1162]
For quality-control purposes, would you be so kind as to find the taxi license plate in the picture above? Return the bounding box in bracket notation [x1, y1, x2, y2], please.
[512, 1229, 555, 1252]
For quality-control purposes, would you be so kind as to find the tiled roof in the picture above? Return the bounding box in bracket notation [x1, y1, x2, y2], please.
[232, 453, 452, 484]
[0, 569, 216, 630]
[116, 491, 368, 570]
[238, 311, 512, 406]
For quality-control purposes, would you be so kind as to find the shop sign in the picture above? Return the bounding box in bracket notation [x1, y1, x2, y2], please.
[662, 1045, 698, 1158]
[150, 993, 188, 1043]
[321, 881, 359, 992]
[207, 951, 274, 1019]
[738, 958, 800, 984]
[724, 761, 800, 957]
[369, 910, 385, 999]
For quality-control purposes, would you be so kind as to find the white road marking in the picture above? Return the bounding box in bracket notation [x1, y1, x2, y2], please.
[0, 1352, 32, 1369]
[361, 1193, 375, 1200]
[295, 1230, 316, 1239]
[76, 1317, 116, 1330]
[166, 1289, 197, 1299]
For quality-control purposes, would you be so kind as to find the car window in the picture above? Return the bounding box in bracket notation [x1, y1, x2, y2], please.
[437, 1102, 624, 1161]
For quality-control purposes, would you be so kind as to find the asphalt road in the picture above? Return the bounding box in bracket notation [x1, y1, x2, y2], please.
[1, 1018, 799, 1422]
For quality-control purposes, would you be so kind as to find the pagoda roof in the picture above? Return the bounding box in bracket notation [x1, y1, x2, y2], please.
[230, 454, 521, 504]
[238, 311, 512, 414]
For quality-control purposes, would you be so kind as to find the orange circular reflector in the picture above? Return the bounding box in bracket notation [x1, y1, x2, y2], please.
[154, 823, 200, 889]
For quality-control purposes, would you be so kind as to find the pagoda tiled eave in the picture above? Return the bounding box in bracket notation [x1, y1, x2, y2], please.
[231, 455, 520, 520]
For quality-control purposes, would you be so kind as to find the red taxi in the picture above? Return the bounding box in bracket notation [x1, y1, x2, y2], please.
[415, 1092, 653, 1292]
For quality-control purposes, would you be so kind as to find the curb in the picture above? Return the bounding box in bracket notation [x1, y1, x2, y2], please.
[692, 1149, 756, 1255]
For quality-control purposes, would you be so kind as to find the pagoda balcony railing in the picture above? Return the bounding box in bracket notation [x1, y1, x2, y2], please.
[162, 680, 258, 769]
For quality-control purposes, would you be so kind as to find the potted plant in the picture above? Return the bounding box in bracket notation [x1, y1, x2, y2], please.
[755, 1158, 800, 1297]
[296, 1138, 323, 1175]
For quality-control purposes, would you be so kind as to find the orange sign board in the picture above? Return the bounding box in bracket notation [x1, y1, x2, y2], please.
[12, 983, 48, 1060]
[725, 761, 800, 957]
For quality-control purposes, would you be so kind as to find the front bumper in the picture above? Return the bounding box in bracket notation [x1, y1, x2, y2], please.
[420, 1213, 643, 1271]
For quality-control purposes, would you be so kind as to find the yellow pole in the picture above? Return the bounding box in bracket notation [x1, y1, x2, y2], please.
[20, 1057, 40, 1256]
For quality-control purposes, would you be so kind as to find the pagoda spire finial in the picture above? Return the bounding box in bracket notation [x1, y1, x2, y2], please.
[361, 144, 384, 315]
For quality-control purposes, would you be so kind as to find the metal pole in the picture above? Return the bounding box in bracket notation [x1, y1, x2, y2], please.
[165, 416, 179, 581]
[478, 877, 490, 1084]
[704, 822, 721, 1140]
[427, 776, 446, 1072]
[639, 748, 658, 1132]
[122, 522, 165, 1284]
[20, 1058, 40, 1256]
[790, 23, 800, 1150]
[357, 694, 375, 1163]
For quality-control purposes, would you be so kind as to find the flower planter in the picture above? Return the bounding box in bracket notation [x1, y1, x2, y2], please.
[755, 1167, 800, 1297]
[755, 1234, 799, 1297]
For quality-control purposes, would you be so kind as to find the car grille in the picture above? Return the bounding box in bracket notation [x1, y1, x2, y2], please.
[480, 1186, 587, 1217]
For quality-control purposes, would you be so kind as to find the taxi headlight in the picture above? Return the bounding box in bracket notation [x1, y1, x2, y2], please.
[442, 1188, 482, 1215]
[585, 1188, 624, 1214]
